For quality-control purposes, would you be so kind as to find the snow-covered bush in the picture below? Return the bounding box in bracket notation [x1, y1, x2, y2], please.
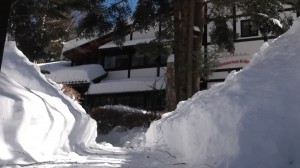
[90, 105, 160, 134]
[97, 126, 147, 148]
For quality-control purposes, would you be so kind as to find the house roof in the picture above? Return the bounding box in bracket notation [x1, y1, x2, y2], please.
[62, 25, 132, 64]
[39, 61, 106, 84]
[61, 25, 160, 64]
[99, 37, 155, 49]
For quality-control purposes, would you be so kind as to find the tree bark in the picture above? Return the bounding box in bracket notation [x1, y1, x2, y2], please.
[173, 0, 182, 104]
[166, 59, 176, 111]
[186, 0, 195, 98]
[174, 0, 189, 102]
[192, 0, 205, 94]
[0, 0, 12, 71]
[173, 0, 206, 104]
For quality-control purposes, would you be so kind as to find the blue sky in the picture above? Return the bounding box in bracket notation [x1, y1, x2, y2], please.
[105, 0, 137, 10]
[129, 0, 137, 10]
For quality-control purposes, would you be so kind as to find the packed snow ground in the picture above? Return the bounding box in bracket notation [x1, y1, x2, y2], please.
[1, 17, 300, 168]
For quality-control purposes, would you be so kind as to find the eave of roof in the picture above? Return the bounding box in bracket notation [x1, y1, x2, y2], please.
[62, 25, 132, 64]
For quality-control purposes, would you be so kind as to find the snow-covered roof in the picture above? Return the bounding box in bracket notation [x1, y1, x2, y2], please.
[39, 62, 106, 84]
[99, 37, 155, 49]
[39, 61, 72, 72]
[88, 77, 166, 95]
[62, 37, 97, 54]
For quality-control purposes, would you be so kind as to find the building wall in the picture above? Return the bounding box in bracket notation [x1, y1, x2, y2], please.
[204, 3, 298, 88]
[64, 4, 298, 111]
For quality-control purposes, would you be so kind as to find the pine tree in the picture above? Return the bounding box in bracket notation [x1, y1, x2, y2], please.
[8, 0, 132, 62]
[8, 0, 76, 62]
[74, 0, 132, 44]
[211, 0, 294, 42]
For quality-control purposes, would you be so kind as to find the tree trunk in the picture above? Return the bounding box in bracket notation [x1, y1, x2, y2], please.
[186, 0, 195, 98]
[0, 0, 12, 71]
[173, 0, 182, 104]
[192, 0, 205, 94]
[166, 57, 176, 111]
[174, 0, 189, 103]
[173, 0, 206, 104]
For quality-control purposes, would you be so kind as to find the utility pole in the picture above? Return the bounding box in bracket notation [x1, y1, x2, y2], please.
[0, 0, 12, 72]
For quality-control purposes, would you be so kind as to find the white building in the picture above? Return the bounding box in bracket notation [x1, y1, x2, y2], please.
[40, 4, 299, 112]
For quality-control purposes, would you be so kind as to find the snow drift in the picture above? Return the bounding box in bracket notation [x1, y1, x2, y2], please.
[145, 18, 300, 168]
[0, 42, 98, 164]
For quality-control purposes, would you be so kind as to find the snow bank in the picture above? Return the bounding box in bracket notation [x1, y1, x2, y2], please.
[0, 42, 98, 165]
[145, 18, 300, 168]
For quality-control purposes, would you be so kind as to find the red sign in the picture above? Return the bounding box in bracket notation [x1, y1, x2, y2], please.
[217, 59, 250, 67]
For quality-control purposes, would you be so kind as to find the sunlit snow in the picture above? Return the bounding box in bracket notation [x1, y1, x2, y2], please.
[145, 17, 300, 168]
[1, 17, 300, 168]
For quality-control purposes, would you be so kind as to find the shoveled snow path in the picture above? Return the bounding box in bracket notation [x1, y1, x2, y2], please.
[7, 146, 186, 168]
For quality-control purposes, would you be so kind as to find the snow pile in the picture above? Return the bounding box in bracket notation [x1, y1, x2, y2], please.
[145, 18, 300, 168]
[97, 126, 146, 148]
[100, 105, 149, 114]
[0, 42, 98, 165]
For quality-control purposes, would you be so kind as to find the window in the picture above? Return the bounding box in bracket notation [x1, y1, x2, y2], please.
[100, 95, 115, 105]
[160, 54, 168, 66]
[241, 20, 258, 37]
[104, 55, 129, 69]
[131, 53, 157, 67]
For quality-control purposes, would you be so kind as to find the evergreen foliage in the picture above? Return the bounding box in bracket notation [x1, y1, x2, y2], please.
[239, 0, 292, 41]
[132, 0, 174, 59]
[209, 16, 235, 53]
[75, 0, 131, 39]
[211, 0, 294, 42]
[8, 0, 132, 62]
[132, 0, 172, 32]
[8, 0, 76, 62]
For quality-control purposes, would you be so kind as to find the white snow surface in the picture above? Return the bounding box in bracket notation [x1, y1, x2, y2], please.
[39, 62, 106, 84]
[2, 17, 300, 168]
[0, 42, 98, 164]
[257, 13, 283, 28]
[272, 18, 283, 28]
[99, 37, 155, 49]
[97, 126, 147, 148]
[145, 17, 300, 168]
[62, 38, 97, 54]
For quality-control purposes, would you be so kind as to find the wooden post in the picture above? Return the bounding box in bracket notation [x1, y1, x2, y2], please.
[0, 0, 12, 71]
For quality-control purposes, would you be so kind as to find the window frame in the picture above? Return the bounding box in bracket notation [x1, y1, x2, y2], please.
[240, 20, 259, 37]
[103, 54, 130, 70]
